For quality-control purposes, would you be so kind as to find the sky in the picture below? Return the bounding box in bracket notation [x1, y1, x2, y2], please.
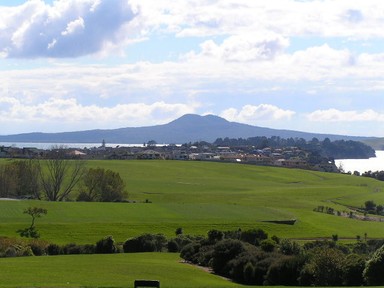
[1, 0, 384, 137]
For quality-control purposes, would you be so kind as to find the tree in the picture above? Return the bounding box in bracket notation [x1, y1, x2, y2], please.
[0, 163, 17, 197]
[17, 207, 47, 239]
[304, 247, 344, 286]
[38, 151, 85, 201]
[77, 168, 105, 201]
[365, 200, 377, 212]
[95, 235, 117, 254]
[343, 254, 366, 286]
[78, 168, 127, 202]
[240, 228, 268, 246]
[13, 160, 41, 199]
[364, 245, 384, 285]
[175, 227, 183, 235]
[211, 239, 246, 276]
[0, 160, 40, 199]
[279, 239, 302, 255]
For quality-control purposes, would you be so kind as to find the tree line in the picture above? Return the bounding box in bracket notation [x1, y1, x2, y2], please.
[214, 136, 375, 160]
[0, 156, 126, 202]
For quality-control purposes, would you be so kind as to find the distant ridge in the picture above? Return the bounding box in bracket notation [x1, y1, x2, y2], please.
[0, 114, 376, 144]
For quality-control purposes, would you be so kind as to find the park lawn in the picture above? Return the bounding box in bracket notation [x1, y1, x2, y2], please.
[1, 160, 384, 244]
[0, 252, 245, 288]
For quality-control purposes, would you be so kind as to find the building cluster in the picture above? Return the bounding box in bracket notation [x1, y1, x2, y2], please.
[0, 142, 339, 172]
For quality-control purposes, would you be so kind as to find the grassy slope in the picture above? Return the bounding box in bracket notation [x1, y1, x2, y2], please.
[1, 160, 384, 244]
[2, 160, 384, 287]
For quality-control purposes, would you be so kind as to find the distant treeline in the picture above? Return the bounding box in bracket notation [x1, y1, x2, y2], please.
[362, 171, 384, 181]
[214, 136, 375, 159]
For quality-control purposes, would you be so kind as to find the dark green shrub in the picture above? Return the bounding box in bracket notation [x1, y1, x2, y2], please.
[364, 245, 384, 285]
[227, 247, 264, 284]
[266, 255, 304, 286]
[279, 238, 302, 255]
[123, 237, 141, 253]
[28, 240, 48, 256]
[173, 235, 194, 251]
[298, 262, 315, 286]
[303, 247, 344, 286]
[303, 239, 334, 250]
[254, 256, 275, 285]
[81, 244, 96, 254]
[243, 262, 255, 285]
[180, 242, 202, 263]
[223, 229, 241, 240]
[207, 229, 224, 244]
[240, 228, 268, 246]
[343, 253, 366, 286]
[167, 240, 179, 253]
[123, 233, 166, 253]
[5, 247, 17, 257]
[260, 239, 276, 252]
[194, 244, 214, 266]
[367, 239, 384, 252]
[175, 227, 183, 235]
[29, 243, 45, 256]
[211, 239, 245, 276]
[76, 191, 92, 202]
[271, 235, 280, 244]
[95, 236, 116, 254]
[62, 243, 82, 255]
[47, 243, 61, 255]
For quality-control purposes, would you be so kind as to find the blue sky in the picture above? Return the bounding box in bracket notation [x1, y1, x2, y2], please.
[1, 0, 384, 137]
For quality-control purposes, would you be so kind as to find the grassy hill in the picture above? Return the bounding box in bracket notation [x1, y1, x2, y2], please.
[2, 160, 384, 287]
[1, 160, 384, 244]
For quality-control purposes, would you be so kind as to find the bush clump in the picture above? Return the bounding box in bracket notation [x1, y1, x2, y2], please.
[95, 236, 117, 254]
[123, 233, 167, 253]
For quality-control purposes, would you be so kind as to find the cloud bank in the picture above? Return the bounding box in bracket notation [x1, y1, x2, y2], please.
[0, 0, 136, 58]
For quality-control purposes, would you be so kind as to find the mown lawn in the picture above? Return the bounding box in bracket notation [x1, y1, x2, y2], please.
[0, 252, 244, 288]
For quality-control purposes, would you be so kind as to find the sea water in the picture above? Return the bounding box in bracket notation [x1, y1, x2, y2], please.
[335, 151, 384, 174]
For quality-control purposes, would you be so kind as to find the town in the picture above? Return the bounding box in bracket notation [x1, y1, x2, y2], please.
[0, 139, 339, 173]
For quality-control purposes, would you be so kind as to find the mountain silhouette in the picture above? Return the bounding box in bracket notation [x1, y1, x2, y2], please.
[0, 114, 373, 144]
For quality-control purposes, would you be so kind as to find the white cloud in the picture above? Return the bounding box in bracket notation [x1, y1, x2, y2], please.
[0, 97, 198, 133]
[194, 33, 289, 62]
[0, 0, 137, 58]
[220, 104, 295, 124]
[307, 108, 384, 122]
[132, 0, 384, 39]
[61, 17, 85, 36]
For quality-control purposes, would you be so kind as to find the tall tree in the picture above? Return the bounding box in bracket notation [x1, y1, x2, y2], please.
[78, 167, 127, 202]
[13, 160, 41, 199]
[38, 150, 85, 201]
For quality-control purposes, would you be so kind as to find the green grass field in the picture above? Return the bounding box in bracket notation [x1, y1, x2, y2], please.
[2, 160, 384, 287]
[2, 160, 384, 244]
[0, 252, 244, 288]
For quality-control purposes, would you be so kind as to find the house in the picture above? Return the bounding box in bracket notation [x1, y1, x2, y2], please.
[136, 150, 165, 160]
[189, 153, 215, 160]
[245, 154, 273, 165]
[275, 158, 308, 169]
[220, 154, 244, 162]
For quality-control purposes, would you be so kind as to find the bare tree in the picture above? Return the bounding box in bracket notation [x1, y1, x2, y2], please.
[38, 150, 85, 201]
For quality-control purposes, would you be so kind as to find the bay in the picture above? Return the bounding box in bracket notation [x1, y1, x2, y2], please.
[335, 151, 384, 174]
[0, 142, 144, 149]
